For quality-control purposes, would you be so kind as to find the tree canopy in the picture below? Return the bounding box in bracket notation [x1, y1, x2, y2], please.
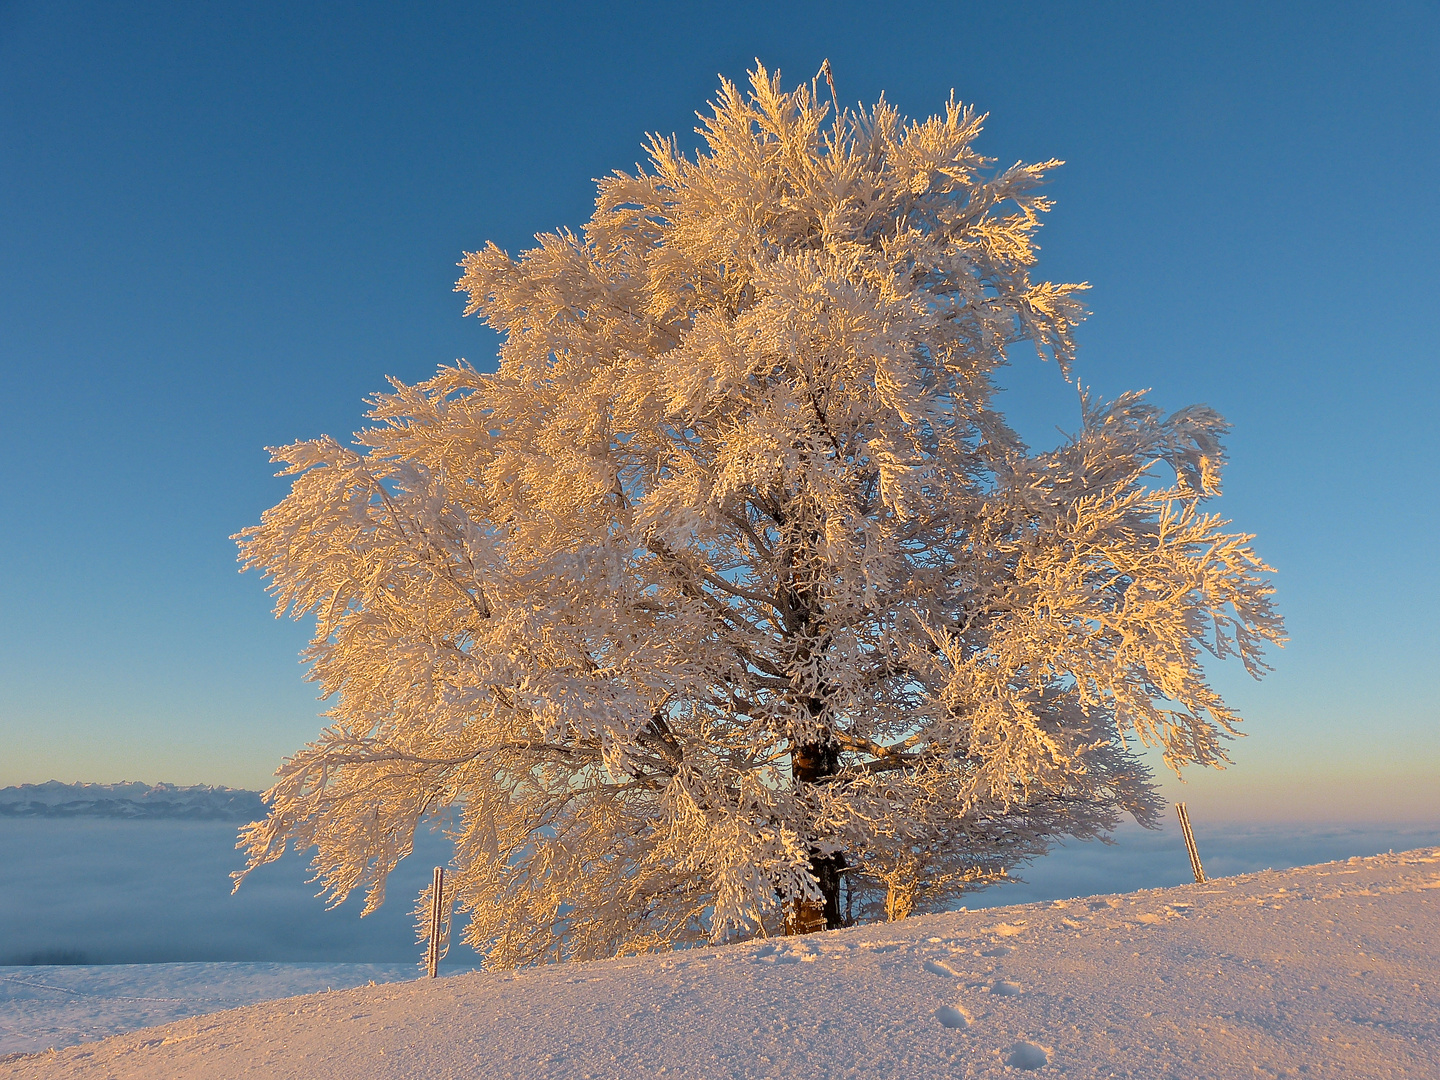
[235, 66, 1282, 964]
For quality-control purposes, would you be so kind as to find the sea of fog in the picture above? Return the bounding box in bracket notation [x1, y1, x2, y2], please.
[2, 814, 1436, 967]
[0, 818, 460, 967]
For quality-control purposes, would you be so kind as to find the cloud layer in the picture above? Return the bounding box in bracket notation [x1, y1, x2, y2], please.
[2, 818, 1435, 965]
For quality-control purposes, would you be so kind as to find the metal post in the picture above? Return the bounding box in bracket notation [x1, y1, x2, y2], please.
[425, 866, 444, 978]
[1176, 803, 1206, 883]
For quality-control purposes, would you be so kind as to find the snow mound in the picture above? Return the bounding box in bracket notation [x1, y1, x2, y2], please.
[6, 848, 1440, 1079]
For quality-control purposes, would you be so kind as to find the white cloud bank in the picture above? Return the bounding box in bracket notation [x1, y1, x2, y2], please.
[2, 817, 1434, 966]
[0, 819, 457, 965]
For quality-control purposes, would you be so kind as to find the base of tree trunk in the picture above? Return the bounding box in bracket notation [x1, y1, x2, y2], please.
[785, 899, 828, 935]
[786, 851, 848, 934]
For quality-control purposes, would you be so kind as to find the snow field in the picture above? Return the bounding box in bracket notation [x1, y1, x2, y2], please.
[6, 847, 1439, 1079]
[0, 964, 424, 1058]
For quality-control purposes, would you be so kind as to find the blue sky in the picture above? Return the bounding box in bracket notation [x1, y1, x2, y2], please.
[2, 1, 1436, 822]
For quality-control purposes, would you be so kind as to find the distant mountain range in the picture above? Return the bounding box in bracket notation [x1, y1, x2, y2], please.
[0, 781, 266, 821]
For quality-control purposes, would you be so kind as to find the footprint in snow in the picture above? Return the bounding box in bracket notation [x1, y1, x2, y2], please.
[752, 944, 816, 965]
[924, 959, 963, 978]
[858, 941, 906, 953]
[991, 980, 1023, 996]
[1005, 1041, 1049, 1069]
[934, 1004, 972, 1030]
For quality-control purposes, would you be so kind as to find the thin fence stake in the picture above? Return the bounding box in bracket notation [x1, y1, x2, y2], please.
[425, 866, 445, 978]
[1176, 803, 1206, 883]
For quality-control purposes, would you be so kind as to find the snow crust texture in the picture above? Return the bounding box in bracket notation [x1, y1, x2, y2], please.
[0, 964, 421, 1058]
[6, 848, 1438, 1080]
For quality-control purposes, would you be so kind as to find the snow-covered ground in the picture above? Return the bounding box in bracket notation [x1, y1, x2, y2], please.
[5, 847, 1438, 1079]
[0, 963, 427, 1059]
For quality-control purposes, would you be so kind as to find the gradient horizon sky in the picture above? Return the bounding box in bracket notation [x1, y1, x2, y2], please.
[2, 1, 1436, 824]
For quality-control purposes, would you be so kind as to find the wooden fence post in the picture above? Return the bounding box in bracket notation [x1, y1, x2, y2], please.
[425, 866, 445, 978]
[1176, 803, 1206, 883]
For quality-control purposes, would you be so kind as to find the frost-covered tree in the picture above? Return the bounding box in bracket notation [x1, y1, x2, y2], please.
[235, 66, 1282, 963]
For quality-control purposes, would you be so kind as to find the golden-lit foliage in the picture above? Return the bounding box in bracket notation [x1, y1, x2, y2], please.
[235, 66, 1281, 965]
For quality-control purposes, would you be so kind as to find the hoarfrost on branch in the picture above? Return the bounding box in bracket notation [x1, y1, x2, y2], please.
[234, 66, 1283, 965]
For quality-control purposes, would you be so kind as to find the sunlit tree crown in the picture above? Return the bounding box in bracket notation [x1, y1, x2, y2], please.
[236, 66, 1282, 964]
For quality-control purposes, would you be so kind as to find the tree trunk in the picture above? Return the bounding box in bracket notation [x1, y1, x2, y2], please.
[780, 535, 845, 932]
[792, 738, 846, 931]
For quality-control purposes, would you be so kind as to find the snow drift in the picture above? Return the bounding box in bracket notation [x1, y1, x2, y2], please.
[6, 847, 1438, 1079]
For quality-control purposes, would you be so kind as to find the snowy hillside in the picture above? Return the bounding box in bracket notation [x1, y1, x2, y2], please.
[6, 847, 1438, 1079]
[0, 963, 423, 1058]
[0, 783, 265, 821]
